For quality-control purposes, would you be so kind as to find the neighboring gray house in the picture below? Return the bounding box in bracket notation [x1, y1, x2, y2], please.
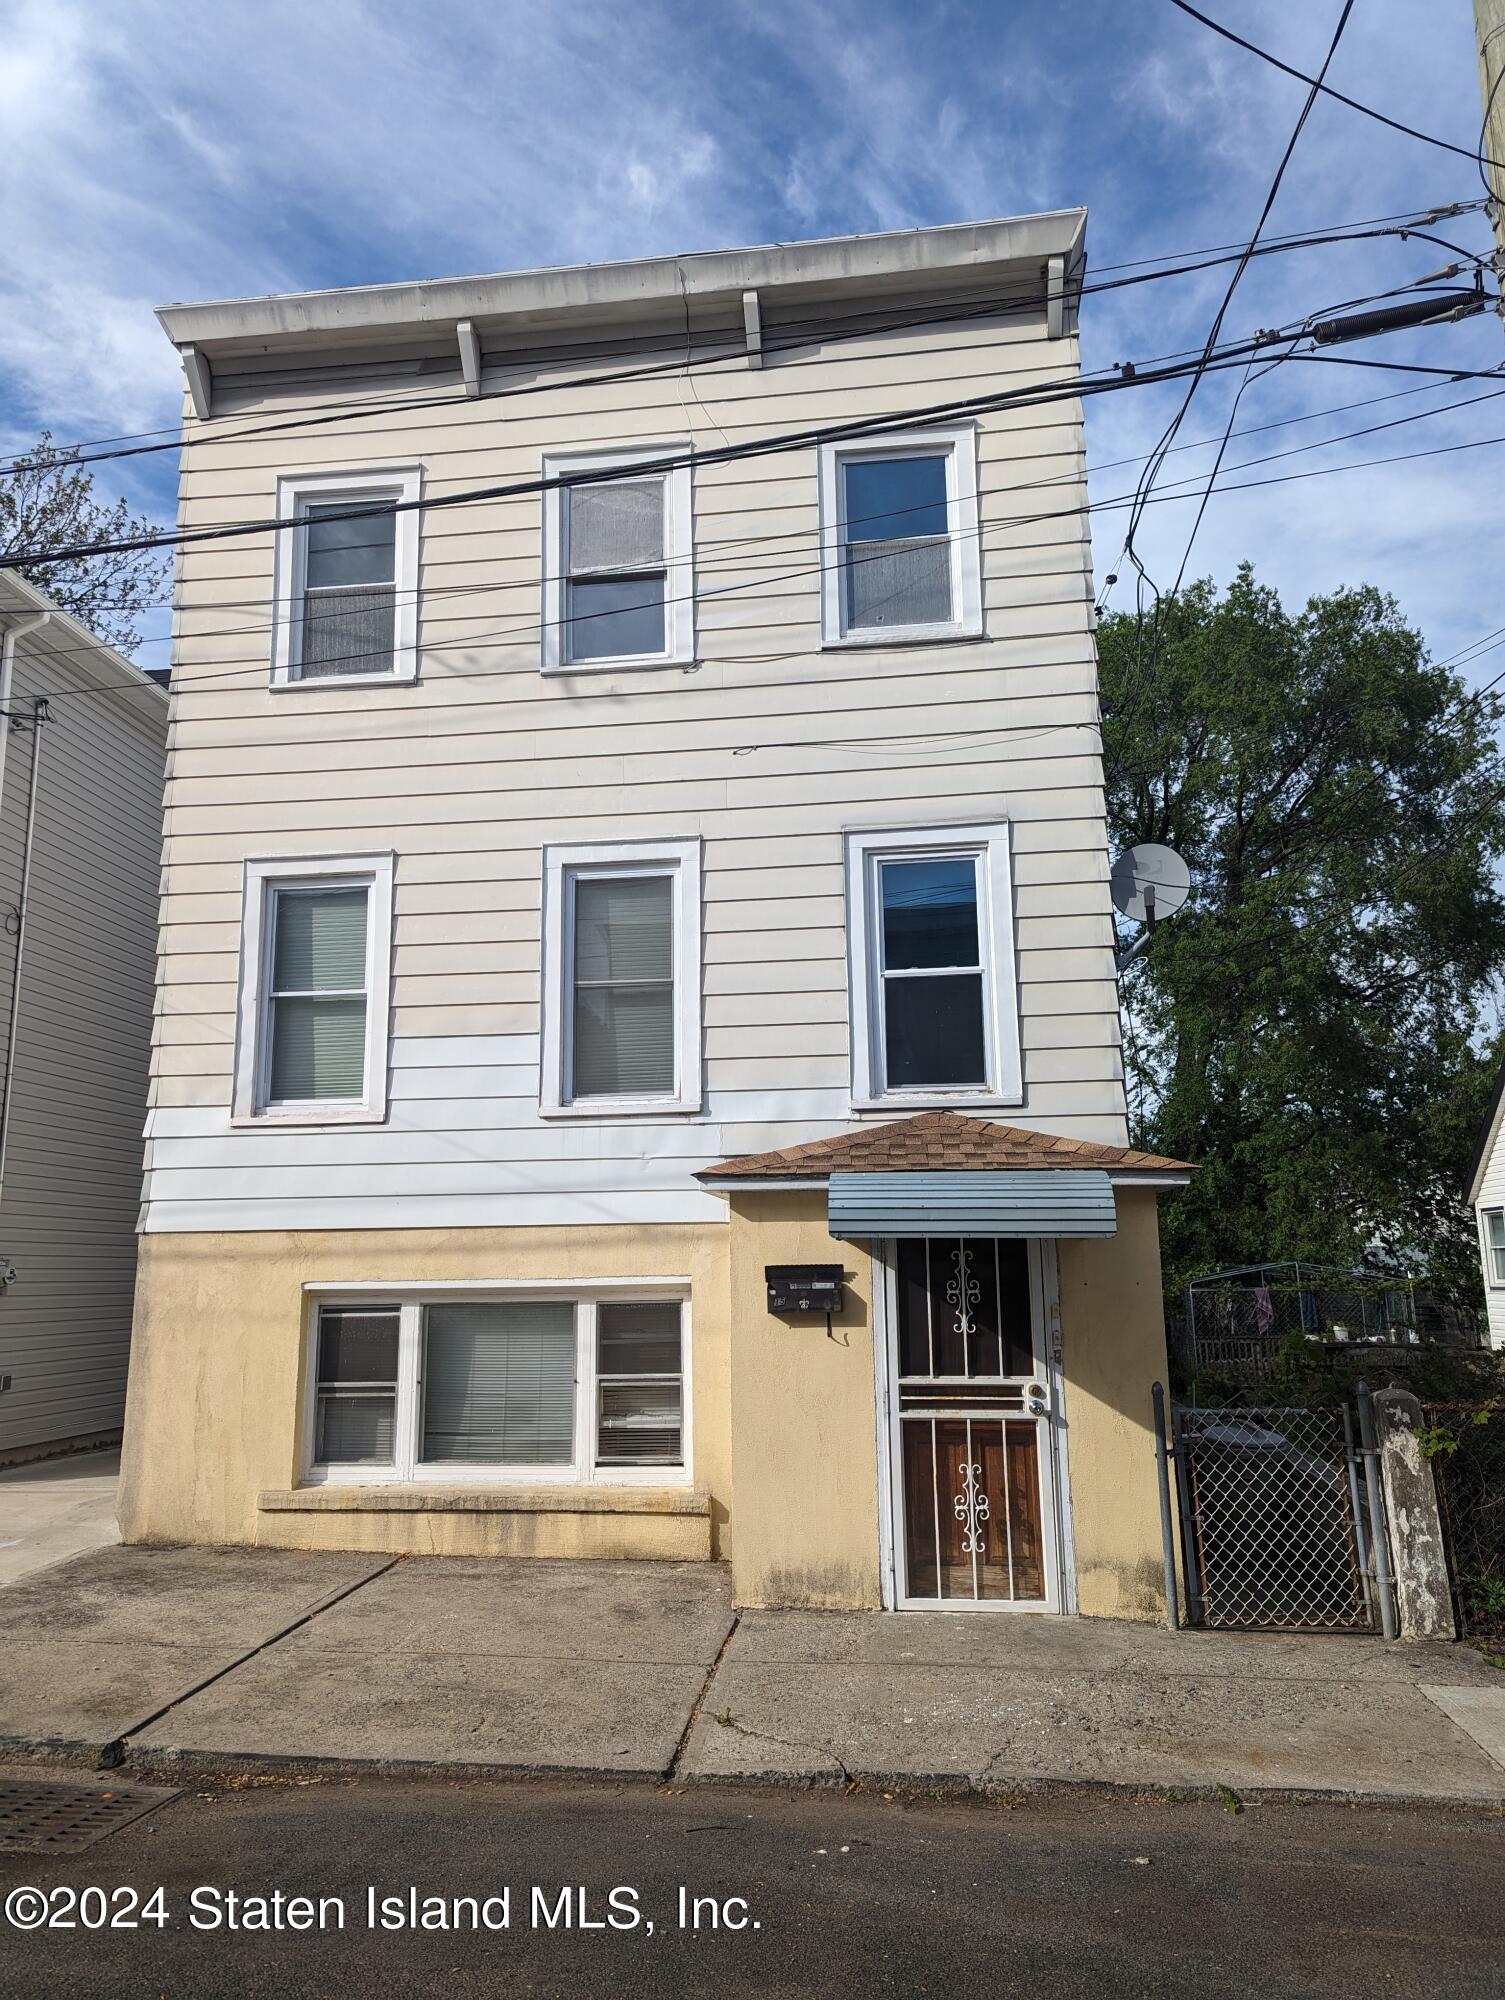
[0, 570, 168, 1461]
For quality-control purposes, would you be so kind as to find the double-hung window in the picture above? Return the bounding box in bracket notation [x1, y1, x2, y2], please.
[1483, 1208, 1505, 1285]
[818, 425, 981, 645]
[305, 1292, 689, 1484]
[845, 824, 1020, 1109]
[272, 468, 421, 684]
[541, 447, 694, 671]
[541, 840, 702, 1114]
[233, 854, 394, 1123]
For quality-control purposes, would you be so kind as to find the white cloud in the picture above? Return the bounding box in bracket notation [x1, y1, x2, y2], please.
[0, 0, 1496, 673]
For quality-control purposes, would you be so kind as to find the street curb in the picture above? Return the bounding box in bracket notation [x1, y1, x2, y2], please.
[114, 1743, 1505, 1812]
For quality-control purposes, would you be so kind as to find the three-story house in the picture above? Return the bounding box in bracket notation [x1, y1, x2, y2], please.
[120, 212, 1190, 1620]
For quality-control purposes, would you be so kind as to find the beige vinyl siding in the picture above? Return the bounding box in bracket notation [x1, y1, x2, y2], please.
[145, 279, 1125, 1232]
[0, 632, 166, 1452]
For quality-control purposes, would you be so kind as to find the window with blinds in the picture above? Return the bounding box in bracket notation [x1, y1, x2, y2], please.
[298, 503, 398, 677]
[595, 1301, 684, 1466]
[570, 873, 675, 1099]
[842, 454, 952, 631]
[420, 1301, 577, 1466]
[266, 885, 370, 1104]
[306, 1292, 689, 1484]
[1486, 1208, 1505, 1285]
[314, 1305, 400, 1465]
[565, 475, 667, 662]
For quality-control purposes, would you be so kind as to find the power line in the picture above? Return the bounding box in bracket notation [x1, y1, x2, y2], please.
[1110, 0, 1357, 781]
[49, 361, 1503, 634]
[15, 308, 1505, 581]
[19, 407, 1505, 719]
[7, 334, 1313, 572]
[1165, 0, 1505, 171]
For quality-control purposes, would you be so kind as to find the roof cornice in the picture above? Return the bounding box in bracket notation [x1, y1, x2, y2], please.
[155, 210, 1088, 356]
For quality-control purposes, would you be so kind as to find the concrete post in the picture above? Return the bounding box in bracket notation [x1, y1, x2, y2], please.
[1372, 1387, 1457, 1640]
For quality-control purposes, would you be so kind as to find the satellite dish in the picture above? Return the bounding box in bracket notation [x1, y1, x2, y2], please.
[1111, 843, 1190, 925]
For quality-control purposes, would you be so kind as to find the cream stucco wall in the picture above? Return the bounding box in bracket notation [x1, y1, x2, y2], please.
[726, 1192, 883, 1610]
[723, 1185, 1171, 1618]
[122, 1195, 1173, 1613]
[119, 1224, 730, 1560]
[1057, 1187, 1172, 1620]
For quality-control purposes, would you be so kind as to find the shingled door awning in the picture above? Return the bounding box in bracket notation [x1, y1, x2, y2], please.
[695, 1110, 1194, 1240]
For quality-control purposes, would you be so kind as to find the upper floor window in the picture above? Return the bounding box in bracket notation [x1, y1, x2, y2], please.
[232, 853, 394, 1123]
[1483, 1208, 1505, 1285]
[541, 448, 694, 672]
[845, 824, 1020, 1110]
[272, 468, 421, 685]
[540, 839, 702, 1115]
[818, 426, 982, 646]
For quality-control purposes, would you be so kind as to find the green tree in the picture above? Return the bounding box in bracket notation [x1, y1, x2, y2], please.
[0, 433, 169, 652]
[1100, 564, 1505, 1320]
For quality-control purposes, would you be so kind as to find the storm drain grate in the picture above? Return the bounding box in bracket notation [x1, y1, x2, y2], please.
[0, 1780, 178, 1854]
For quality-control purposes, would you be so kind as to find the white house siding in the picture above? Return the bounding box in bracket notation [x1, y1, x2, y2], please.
[0, 619, 166, 1453]
[144, 264, 1126, 1234]
[1473, 1111, 1505, 1350]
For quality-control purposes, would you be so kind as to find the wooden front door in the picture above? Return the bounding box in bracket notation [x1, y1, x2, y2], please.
[883, 1237, 1059, 1609]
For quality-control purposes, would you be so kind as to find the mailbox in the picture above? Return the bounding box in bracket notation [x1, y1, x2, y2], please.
[765, 1264, 844, 1316]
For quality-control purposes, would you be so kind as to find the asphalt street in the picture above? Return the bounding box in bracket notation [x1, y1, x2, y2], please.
[1, 1775, 1502, 1998]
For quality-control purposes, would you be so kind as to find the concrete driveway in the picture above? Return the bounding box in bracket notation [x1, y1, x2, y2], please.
[0, 1449, 121, 1587]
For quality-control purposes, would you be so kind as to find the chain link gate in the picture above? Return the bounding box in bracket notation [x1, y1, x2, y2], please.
[1164, 1403, 1386, 1632]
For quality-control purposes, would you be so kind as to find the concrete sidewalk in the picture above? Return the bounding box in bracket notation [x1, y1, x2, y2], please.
[1, 1544, 1502, 1803]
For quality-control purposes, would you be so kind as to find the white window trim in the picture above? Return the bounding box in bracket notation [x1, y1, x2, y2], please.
[540, 837, 703, 1117]
[540, 445, 694, 674]
[844, 822, 1021, 1112]
[232, 852, 395, 1126]
[818, 423, 982, 648]
[1481, 1206, 1505, 1288]
[299, 1286, 693, 1490]
[271, 466, 422, 687]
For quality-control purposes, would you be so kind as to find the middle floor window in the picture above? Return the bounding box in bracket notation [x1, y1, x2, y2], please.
[845, 823, 1021, 1109]
[541, 838, 703, 1115]
[306, 1293, 689, 1484]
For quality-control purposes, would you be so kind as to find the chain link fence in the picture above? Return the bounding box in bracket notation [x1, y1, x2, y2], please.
[1174, 1405, 1373, 1630]
[1421, 1402, 1505, 1644]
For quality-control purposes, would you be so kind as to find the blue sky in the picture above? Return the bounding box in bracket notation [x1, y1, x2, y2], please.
[0, 0, 1499, 672]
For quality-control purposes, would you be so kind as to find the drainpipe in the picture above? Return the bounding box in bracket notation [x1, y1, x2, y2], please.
[0, 611, 51, 1206]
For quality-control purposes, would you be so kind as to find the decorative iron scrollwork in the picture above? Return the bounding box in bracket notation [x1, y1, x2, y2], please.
[945, 1242, 981, 1338]
[952, 1461, 990, 1555]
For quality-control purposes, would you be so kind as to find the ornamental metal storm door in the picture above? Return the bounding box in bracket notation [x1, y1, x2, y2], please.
[882, 1237, 1060, 1610]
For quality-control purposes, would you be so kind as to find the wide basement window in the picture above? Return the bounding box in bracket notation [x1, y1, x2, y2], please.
[306, 1294, 688, 1483]
[233, 853, 394, 1123]
[542, 448, 694, 670]
[1485, 1208, 1505, 1285]
[541, 839, 703, 1114]
[819, 426, 981, 645]
[272, 468, 421, 684]
[845, 824, 1021, 1108]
